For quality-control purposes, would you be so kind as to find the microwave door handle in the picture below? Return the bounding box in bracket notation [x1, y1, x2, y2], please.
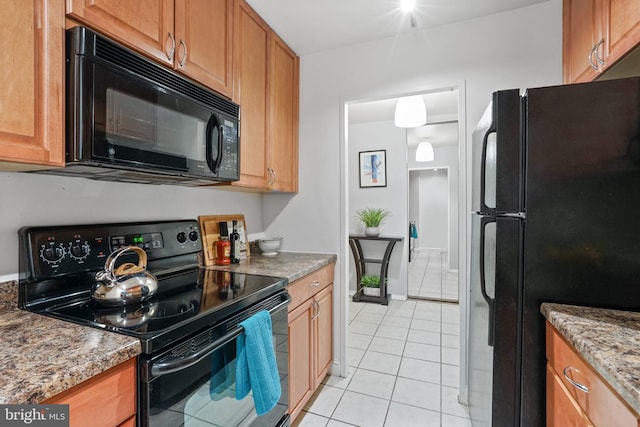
[206, 114, 224, 174]
[480, 216, 496, 347]
[150, 293, 292, 377]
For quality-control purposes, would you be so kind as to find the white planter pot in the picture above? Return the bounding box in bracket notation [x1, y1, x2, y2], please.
[364, 226, 380, 237]
[362, 287, 380, 297]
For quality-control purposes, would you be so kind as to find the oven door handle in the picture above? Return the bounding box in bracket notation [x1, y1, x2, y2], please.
[150, 293, 291, 377]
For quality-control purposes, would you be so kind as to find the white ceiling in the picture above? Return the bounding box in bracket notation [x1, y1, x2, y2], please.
[245, 0, 550, 56]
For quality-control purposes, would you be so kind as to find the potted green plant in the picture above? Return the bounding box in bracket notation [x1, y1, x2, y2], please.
[356, 207, 389, 237]
[360, 274, 381, 297]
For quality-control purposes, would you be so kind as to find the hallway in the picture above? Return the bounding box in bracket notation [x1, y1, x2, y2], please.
[408, 250, 458, 302]
[292, 298, 470, 427]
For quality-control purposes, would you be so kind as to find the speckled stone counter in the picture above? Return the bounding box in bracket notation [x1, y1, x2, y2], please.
[541, 303, 640, 415]
[0, 281, 141, 404]
[208, 252, 337, 283]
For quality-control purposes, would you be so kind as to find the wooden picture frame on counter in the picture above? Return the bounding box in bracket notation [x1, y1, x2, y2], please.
[198, 215, 250, 266]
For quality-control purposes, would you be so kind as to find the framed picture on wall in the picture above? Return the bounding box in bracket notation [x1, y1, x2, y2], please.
[359, 150, 387, 188]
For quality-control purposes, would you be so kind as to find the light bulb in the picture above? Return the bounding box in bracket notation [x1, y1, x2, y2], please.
[395, 96, 426, 128]
[400, 0, 416, 12]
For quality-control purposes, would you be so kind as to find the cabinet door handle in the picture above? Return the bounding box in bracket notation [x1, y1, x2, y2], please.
[166, 32, 176, 61]
[594, 38, 605, 66]
[178, 39, 187, 67]
[563, 366, 590, 393]
[588, 43, 598, 70]
[311, 300, 320, 320]
[310, 280, 320, 287]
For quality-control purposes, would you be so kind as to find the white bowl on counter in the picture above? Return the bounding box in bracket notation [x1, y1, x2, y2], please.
[258, 238, 283, 256]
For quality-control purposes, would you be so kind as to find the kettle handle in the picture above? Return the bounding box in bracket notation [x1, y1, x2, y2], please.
[106, 246, 148, 277]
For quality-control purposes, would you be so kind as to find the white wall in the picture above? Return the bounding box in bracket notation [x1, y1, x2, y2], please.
[347, 120, 407, 295]
[0, 172, 263, 275]
[262, 0, 562, 386]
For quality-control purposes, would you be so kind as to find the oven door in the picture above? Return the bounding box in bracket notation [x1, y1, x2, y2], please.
[139, 291, 290, 427]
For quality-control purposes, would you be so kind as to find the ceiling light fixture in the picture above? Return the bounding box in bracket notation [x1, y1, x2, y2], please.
[394, 95, 426, 128]
[400, 0, 416, 12]
[416, 140, 434, 162]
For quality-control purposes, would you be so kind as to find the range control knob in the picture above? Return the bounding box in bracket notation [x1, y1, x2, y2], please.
[189, 230, 199, 242]
[69, 241, 90, 260]
[40, 244, 65, 264]
[176, 232, 187, 243]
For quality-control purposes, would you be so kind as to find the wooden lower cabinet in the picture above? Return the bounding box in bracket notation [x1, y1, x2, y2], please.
[546, 322, 640, 426]
[44, 358, 137, 427]
[288, 263, 335, 423]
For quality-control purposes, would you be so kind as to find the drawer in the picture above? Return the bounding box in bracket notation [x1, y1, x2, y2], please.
[288, 263, 335, 311]
[546, 363, 593, 427]
[546, 322, 638, 427]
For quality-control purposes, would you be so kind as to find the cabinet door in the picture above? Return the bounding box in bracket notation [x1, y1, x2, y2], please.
[0, 0, 64, 169]
[602, 0, 640, 67]
[563, 0, 602, 83]
[268, 34, 299, 193]
[313, 284, 333, 386]
[231, 0, 270, 189]
[67, 0, 174, 67]
[174, 0, 233, 97]
[288, 300, 313, 422]
[546, 364, 594, 427]
[45, 358, 137, 427]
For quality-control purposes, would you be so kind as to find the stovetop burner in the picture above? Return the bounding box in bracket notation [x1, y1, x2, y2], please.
[17, 220, 288, 354]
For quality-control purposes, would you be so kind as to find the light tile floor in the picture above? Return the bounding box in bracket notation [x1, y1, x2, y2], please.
[408, 250, 458, 302]
[292, 298, 471, 427]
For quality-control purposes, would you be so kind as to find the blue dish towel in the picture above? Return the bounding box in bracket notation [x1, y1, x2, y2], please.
[235, 310, 281, 415]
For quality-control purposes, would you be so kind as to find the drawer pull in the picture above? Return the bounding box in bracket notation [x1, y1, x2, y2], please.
[563, 366, 590, 393]
[310, 280, 320, 287]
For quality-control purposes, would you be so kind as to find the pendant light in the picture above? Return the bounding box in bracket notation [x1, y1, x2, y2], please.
[394, 95, 426, 128]
[416, 140, 434, 162]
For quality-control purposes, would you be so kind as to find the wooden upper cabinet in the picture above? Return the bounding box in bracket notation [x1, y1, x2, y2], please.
[0, 0, 65, 170]
[232, 0, 270, 189]
[174, 0, 233, 97]
[67, 0, 175, 67]
[601, 0, 640, 67]
[269, 34, 299, 193]
[67, 0, 233, 97]
[563, 0, 640, 83]
[563, 0, 602, 84]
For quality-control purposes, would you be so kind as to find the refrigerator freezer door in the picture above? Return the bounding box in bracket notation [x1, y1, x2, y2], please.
[471, 90, 522, 215]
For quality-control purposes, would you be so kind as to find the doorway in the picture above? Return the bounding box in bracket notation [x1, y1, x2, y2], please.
[408, 167, 459, 302]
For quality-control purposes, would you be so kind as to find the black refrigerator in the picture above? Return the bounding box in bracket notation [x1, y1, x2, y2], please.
[468, 77, 640, 427]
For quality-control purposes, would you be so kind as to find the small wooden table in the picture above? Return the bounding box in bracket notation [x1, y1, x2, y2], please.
[349, 235, 402, 305]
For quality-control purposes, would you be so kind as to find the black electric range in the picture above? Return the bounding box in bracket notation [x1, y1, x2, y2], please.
[17, 220, 288, 354]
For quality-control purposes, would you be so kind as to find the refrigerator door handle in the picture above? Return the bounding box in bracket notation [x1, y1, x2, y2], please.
[480, 216, 496, 347]
[480, 126, 497, 215]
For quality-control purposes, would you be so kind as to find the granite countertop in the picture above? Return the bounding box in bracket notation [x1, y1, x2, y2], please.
[207, 252, 337, 283]
[0, 252, 335, 404]
[0, 282, 141, 404]
[541, 303, 640, 415]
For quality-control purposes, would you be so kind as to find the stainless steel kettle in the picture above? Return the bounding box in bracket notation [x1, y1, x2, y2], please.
[92, 246, 158, 306]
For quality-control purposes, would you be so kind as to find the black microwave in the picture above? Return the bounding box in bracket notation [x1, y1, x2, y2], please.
[52, 26, 240, 185]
